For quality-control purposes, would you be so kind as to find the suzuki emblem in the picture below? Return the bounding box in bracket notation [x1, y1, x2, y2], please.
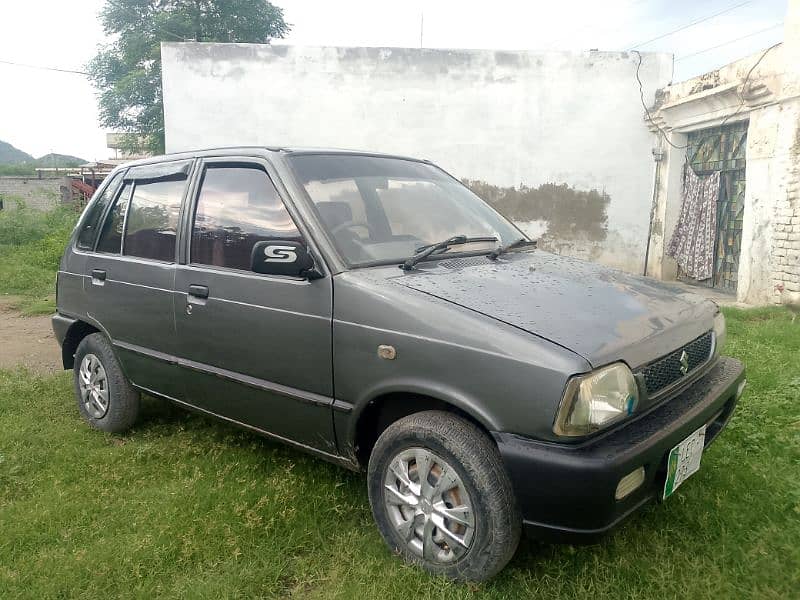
[679, 350, 689, 375]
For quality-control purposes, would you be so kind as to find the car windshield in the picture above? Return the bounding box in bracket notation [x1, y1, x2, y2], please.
[287, 154, 523, 267]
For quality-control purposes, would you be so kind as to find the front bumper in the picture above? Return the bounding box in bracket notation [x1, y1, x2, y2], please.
[494, 356, 745, 542]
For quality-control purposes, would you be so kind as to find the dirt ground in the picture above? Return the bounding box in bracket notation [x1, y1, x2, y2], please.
[0, 299, 62, 373]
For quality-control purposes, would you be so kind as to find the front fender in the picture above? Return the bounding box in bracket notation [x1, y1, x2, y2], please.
[345, 375, 504, 446]
[331, 270, 590, 453]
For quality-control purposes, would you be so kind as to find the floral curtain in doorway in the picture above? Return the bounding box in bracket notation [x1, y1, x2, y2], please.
[667, 165, 720, 281]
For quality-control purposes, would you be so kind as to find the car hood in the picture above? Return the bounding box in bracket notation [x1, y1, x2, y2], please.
[390, 251, 717, 369]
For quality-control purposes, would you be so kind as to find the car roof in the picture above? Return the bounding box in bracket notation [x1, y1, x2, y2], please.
[116, 146, 431, 169]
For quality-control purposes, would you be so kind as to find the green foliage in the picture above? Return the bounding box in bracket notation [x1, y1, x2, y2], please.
[0, 309, 798, 597]
[0, 164, 37, 176]
[87, 0, 290, 154]
[0, 204, 77, 313]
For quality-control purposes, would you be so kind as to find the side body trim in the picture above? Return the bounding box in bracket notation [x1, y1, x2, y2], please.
[114, 340, 334, 408]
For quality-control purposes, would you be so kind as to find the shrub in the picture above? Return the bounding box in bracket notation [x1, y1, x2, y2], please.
[0, 204, 79, 313]
[0, 202, 76, 247]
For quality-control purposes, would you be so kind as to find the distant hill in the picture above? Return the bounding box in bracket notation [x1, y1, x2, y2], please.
[34, 153, 86, 167]
[0, 140, 34, 165]
[0, 140, 86, 168]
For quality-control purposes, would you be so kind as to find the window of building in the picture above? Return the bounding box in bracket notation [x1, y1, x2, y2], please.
[96, 182, 132, 254]
[76, 172, 123, 250]
[123, 178, 186, 262]
[191, 165, 302, 271]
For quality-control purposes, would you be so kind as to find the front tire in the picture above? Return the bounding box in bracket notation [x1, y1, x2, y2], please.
[367, 411, 521, 582]
[73, 333, 140, 433]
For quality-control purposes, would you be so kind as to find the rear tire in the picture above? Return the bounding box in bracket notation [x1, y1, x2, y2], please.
[367, 410, 521, 582]
[73, 333, 140, 433]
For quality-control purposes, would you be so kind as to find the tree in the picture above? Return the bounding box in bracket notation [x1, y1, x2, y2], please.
[88, 0, 289, 155]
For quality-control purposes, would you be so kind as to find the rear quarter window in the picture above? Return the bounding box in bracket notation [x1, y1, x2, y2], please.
[96, 182, 132, 254]
[76, 173, 123, 250]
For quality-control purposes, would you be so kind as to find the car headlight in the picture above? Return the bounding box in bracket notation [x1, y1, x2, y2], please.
[713, 311, 726, 353]
[553, 363, 639, 437]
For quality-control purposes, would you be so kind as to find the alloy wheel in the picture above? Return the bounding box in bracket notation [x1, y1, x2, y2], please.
[78, 353, 110, 419]
[383, 447, 476, 563]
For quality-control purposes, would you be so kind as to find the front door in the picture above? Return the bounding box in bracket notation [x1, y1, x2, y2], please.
[85, 161, 192, 400]
[683, 122, 748, 292]
[173, 159, 336, 454]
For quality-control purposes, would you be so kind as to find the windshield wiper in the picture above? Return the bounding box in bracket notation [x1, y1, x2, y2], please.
[401, 235, 498, 270]
[488, 237, 537, 261]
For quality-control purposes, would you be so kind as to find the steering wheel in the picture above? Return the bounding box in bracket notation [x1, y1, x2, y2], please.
[329, 220, 377, 239]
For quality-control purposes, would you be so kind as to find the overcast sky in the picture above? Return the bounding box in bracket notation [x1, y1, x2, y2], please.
[0, 0, 787, 161]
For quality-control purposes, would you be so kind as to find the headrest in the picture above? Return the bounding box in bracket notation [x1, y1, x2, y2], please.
[316, 201, 353, 229]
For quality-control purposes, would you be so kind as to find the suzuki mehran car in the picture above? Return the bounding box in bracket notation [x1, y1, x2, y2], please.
[53, 148, 746, 581]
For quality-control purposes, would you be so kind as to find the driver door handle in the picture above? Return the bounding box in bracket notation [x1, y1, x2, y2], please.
[188, 284, 209, 299]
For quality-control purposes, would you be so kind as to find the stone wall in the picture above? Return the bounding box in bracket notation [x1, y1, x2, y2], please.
[770, 0, 800, 305]
[772, 117, 800, 300]
[0, 177, 71, 211]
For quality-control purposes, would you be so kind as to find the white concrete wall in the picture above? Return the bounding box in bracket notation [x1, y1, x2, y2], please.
[162, 43, 672, 273]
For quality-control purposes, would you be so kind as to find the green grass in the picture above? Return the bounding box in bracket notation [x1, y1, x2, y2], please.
[0, 308, 798, 598]
[0, 203, 77, 314]
[0, 165, 37, 177]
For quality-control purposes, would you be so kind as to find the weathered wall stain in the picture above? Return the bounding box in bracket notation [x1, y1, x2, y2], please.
[463, 179, 610, 241]
[689, 70, 722, 95]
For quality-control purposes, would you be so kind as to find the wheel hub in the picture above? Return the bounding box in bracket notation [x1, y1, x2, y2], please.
[383, 447, 475, 564]
[78, 353, 110, 419]
[419, 497, 432, 514]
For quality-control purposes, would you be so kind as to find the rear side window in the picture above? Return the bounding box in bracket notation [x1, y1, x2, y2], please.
[123, 178, 186, 262]
[76, 172, 122, 250]
[96, 182, 132, 254]
[191, 165, 302, 271]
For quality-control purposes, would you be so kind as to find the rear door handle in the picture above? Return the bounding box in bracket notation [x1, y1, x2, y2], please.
[91, 269, 106, 282]
[188, 284, 209, 299]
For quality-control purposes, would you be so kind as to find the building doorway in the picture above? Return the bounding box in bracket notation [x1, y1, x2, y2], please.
[679, 121, 747, 292]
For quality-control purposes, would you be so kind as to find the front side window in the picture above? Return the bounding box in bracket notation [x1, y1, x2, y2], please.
[77, 172, 123, 250]
[191, 165, 302, 271]
[288, 155, 521, 267]
[96, 182, 132, 254]
[123, 178, 186, 261]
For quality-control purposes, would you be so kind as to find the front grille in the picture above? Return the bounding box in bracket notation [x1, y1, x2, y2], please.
[640, 331, 714, 396]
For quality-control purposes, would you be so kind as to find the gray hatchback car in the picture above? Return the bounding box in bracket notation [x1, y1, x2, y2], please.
[54, 147, 746, 581]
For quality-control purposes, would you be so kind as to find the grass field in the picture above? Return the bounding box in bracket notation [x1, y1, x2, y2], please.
[0, 307, 798, 598]
[0, 202, 77, 315]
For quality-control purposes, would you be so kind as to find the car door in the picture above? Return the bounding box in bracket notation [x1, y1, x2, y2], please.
[84, 160, 194, 401]
[172, 157, 336, 454]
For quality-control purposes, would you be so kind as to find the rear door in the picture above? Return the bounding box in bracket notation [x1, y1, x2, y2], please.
[173, 157, 336, 453]
[85, 160, 194, 400]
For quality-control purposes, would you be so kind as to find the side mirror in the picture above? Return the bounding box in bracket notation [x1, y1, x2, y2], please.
[250, 240, 323, 279]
